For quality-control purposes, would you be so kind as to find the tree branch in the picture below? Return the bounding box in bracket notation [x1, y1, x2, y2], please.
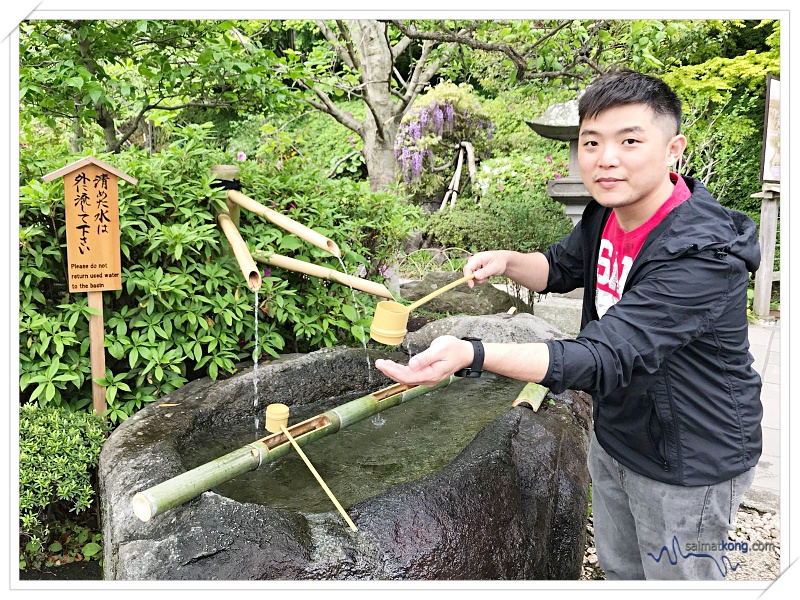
[391, 35, 413, 61]
[335, 20, 362, 74]
[388, 20, 528, 82]
[296, 79, 364, 136]
[401, 39, 436, 109]
[327, 150, 362, 178]
[315, 20, 358, 72]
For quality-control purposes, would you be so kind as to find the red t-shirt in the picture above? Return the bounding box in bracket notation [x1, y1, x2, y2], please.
[595, 173, 691, 317]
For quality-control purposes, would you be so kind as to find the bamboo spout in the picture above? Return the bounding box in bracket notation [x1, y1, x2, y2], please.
[226, 189, 341, 258]
[217, 213, 262, 291]
[254, 252, 393, 299]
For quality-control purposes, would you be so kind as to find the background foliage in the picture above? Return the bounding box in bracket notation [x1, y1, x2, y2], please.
[19, 122, 419, 423]
[17, 18, 779, 574]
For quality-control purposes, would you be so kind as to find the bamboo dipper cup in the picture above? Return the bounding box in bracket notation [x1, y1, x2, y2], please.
[369, 273, 475, 345]
[264, 403, 290, 434]
[264, 403, 358, 532]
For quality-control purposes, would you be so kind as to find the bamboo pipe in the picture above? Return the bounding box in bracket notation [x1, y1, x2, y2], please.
[511, 382, 549, 412]
[264, 404, 355, 530]
[254, 252, 393, 300]
[226, 189, 341, 258]
[217, 213, 262, 292]
[131, 376, 456, 522]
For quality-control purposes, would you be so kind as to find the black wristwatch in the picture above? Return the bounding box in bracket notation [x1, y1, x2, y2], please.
[454, 337, 484, 378]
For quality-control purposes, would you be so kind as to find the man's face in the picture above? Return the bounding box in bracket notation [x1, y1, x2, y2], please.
[578, 103, 685, 216]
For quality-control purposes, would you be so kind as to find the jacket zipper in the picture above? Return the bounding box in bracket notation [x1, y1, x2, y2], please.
[647, 394, 670, 471]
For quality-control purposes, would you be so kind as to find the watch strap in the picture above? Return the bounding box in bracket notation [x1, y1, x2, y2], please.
[454, 337, 484, 378]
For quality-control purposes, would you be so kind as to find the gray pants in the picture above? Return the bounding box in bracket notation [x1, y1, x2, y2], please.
[588, 431, 755, 580]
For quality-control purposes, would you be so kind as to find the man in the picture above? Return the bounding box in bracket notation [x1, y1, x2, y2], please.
[375, 69, 762, 580]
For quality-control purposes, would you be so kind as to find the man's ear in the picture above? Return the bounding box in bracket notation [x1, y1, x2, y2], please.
[666, 133, 687, 167]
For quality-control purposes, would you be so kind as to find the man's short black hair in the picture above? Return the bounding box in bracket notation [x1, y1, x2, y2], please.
[579, 69, 682, 135]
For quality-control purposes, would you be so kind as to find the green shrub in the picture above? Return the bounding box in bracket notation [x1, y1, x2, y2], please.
[279, 101, 367, 179]
[481, 86, 575, 157]
[663, 45, 780, 221]
[19, 404, 108, 570]
[424, 151, 573, 254]
[425, 192, 573, 256]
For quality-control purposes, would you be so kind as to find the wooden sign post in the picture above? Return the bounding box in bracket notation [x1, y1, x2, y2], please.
[42, 156, 137, 417]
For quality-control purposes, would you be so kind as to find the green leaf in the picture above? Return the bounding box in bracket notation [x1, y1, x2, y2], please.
[279, 236, 304, 251]
[341, 304, 358, 322]
[82, 542, 101, 558]
[129, 347, 139, 368]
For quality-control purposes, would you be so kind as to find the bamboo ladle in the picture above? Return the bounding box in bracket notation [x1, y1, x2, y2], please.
[369, 273, 475, 345]
[264, 403, 357, 532]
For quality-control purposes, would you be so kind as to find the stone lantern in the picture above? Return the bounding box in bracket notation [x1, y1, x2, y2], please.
[526, 98, 592, 225]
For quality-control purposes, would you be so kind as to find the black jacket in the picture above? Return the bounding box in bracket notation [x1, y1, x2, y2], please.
[540, 176, 762, 486]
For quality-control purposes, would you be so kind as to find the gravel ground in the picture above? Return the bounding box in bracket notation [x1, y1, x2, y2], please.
[581, 506, 781, 581]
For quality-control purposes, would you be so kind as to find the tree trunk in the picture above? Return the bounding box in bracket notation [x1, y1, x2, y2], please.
[348, 20, 403, 193]
[361, 114, 398, 193]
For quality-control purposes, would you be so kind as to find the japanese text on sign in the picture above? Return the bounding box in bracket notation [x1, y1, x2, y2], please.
[63, 163, 122, 292]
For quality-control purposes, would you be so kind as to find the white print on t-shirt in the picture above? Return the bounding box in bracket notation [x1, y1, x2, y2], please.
[596, 238, 634, 318]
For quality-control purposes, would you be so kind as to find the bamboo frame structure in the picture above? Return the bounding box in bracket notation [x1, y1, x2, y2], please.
[254, 252, 393, 299]
[226, 189, 341, 258]
[131, 377, 456, 522]
[217, 213, 262, 292]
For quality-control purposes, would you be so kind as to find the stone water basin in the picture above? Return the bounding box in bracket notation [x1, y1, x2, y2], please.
[99, 313, 591, 580]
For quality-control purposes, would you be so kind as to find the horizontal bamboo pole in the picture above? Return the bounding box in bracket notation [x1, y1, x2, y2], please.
[131, 376, 456, 522]
[217, 212, 262, 292]
[226, 189, 341, 258]
[254, 252, 393, 299]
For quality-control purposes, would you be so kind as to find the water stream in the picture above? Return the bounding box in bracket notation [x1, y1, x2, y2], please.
[181, 373, 526, 513]
[336, 256, 372, 383]
[253, 289, 260, 432]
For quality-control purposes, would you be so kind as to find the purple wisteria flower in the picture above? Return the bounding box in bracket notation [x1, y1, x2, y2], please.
[401, 146, 412, 183]
[443, 103, 455, 129]
[411, 151, 423, 180]
[432, 107, 444, 134]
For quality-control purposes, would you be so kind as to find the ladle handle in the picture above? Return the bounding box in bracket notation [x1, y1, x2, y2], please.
[406, 273, 475, 312]
[279, 424, 358, 532]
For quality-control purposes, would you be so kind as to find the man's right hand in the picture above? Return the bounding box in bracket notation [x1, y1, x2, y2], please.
[464, 250, 550, 293]
[464, 251, 510, 288]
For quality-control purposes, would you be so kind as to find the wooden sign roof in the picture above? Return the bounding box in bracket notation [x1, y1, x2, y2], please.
[42, 155, 138, 185]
